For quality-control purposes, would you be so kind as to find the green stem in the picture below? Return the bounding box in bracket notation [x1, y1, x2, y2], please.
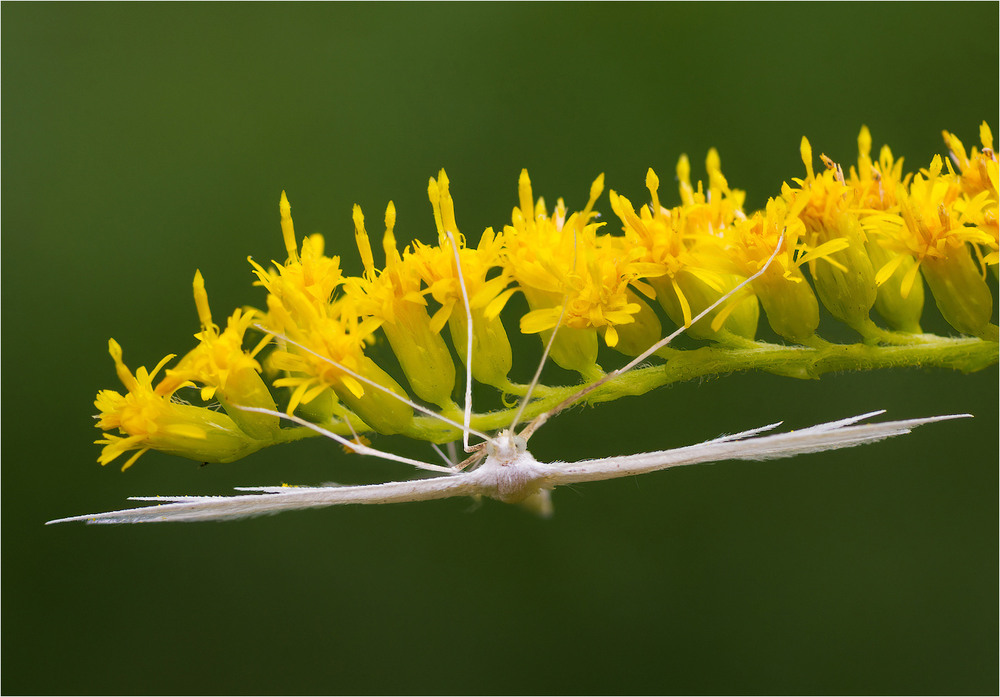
[267, 335, 998, 447]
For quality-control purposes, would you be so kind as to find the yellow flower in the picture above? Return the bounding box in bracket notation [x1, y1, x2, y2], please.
[676, 149, 747, 236]
[848, 125, 911, 211]
[254, 194, 413, 434]
[502, 170, 598, 378]
[783, 137, 877, 335]
[516, 230, 661, 354]
[415, 170, 515, 389]
[266, 295, 414, 434]
[344, 202, 457, 409]
[610, 164, 755, 343]
[251, 192, 346, 315]
[95, 339, 261, 470]
[723, 197, 821, 343]
[942, 122, 998, 266]
[847, 126, 925, 333]
[156, 270, 278, 439]
[502, 170, 658, 375]
[943, 122, 999, 201]
[864, 156, 996, 339]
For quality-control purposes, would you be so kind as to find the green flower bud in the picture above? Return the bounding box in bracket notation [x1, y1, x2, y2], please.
[649, 271, 759, 343]
[866, 241, 924, 334]
[382, 304, 456, 409]
[447, 306, 512, 389]
[608, 291, 663, 356]
[810, 213, 878, 332]
[754, 268, 820, 344]
[521, 286, 600, 379]
[334, 357, 414, 435]
[292, 384, 336, 423]
[151, 404, 264, 464]
[921, 247, 995, 339]
[218, 366, 280, 439]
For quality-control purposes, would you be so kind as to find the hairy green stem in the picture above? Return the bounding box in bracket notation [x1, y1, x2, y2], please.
[269, 335, 996, 447]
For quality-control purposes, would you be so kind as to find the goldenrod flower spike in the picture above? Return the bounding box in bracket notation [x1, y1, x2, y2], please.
[47, 124, 1000, 524]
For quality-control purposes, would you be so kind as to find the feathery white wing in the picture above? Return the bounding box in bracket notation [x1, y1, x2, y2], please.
[48, 411, 971, 524]
[45, 473, 480, 525]
[540, 412, 972, 486]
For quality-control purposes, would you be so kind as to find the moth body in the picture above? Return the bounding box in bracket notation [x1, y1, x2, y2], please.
[477, 430, 551, 505]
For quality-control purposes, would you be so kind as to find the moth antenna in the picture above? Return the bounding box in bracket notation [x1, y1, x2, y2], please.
[443, 230, 475, 453]
[236, 405, 456, 474]
[510, 213, 581, 433]
[518, 232, 786, 441]
[253, 325, 492, 443]
[453, 446, 487, 472]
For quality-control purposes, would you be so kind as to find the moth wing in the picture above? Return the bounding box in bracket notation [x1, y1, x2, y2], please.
[543, 413, 972, 486]
[46, 474, 480, 524]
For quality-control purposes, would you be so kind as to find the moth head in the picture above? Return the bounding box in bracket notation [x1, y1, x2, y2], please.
[485, 429, 528, 462]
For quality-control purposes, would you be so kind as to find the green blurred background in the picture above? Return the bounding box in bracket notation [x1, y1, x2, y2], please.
[3, 3, 997, 694]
